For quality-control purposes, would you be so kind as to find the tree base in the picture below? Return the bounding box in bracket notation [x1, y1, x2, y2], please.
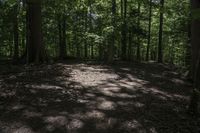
[188, 89, 200, 116]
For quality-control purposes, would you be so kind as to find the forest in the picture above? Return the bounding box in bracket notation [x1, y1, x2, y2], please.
[0, 0, 200, 132]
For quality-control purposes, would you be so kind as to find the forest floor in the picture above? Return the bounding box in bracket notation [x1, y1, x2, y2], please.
[0, 61, 199, 133]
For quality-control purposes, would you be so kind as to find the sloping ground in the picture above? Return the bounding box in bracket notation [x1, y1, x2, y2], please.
[0, 61, 199, 133]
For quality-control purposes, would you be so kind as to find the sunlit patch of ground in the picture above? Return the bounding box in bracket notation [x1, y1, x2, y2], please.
[0, 61, 199, 133]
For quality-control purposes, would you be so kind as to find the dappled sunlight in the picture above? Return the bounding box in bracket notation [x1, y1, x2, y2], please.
[141, 85, 189, 101]
[96, 87, 125, 97]
[116, 93, 135, 98]
[12, 104, 26, 111]
[25, 84, 63, 90]
[85, 93, 96, 98]
[71, 66, 118, 86]
[1, 122, 34, 133]
[67, 119, 84, 131]
[97, 100, 117, 110]
[13, 126, 34, 133]
[121, 120, 144, 132]
[170, 78, 186, 85]
[44, 116, 68, 127]
[85, 110, 105, 119]
[133, 102, 145, 108]
[0, 62, 198, 133]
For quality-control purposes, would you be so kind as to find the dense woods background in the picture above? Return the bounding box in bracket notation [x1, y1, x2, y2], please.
[0, 0, 200, 132]
[0, 0, 190, 65]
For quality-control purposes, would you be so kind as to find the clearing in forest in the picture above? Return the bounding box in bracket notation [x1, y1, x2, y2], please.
[0, 61, 199, 133]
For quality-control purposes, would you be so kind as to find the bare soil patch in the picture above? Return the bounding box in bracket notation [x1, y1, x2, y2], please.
[0, 61, 199, 133]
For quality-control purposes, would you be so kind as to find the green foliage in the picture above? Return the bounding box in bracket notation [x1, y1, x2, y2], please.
[0, 0, 190, 66]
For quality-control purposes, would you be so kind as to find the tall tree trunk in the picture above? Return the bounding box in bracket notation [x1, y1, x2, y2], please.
[21, 0, 26, 58]
[99, 43, 103, 60]
[26, 0, 45, 63]
[189, 0, 200, 115]
[128, 29, 132, 61]
[136, 2, 141, 62]
[121, 0, 123, 17]
[62, 16, 67, 57]
[185, 20, 192, 79]
[146, 0, 152, 61]
[73, 15, 80, 59]
[58, 16, 62, 59]
[84, 10, 88, 59]
[108, 0, 116, 63]
[13, 3, 19, 62]
[158, 0, 164, 63]
[121, 0, 127, 60]
[24, 0, 29, 62]
[88, 0, 93, 59]
[91, 44, 94, 59]
[58, 15, 67, 59]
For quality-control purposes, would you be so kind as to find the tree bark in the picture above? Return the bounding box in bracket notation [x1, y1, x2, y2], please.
[62, 16, 67, 57]
[13, 3, 19, 62]
[158, 0, 164, 63]
[121, 0, 127, 60]
[84, 10, 88, 59]
[58, 16, 62, 59]
[58, 15, 67, 59]
[107, 0, 116, 63]
[26, 0, 45, 63]
[136, 2, 141, 62]
[128, 29, 132, 61]
[146, 0, 152, 61]
[88, 0, 93, 59]
[189, 0, 200, 115]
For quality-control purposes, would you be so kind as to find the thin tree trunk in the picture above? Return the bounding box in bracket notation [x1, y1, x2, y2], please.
[73, 15, 80, 59]
[91, 44, 94, 59]
[58, 15, 67, 59]
[158, 0, 164, 63]
[146, 0, 152, 61]
[185, 21, 192, 70]
[62, 16, 67, 57]
[84, 10, 88, 59]
[121, 0, 127, 60]
[136, 2, 141, 62]
[13, 3, 19, 62]
[89, 0, 93, 59]
[58, 16, 63, 59]
[21, 0, 26, 58]
[108, 0, 116, 63]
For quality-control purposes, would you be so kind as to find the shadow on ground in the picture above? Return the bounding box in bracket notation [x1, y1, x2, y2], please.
[0, 61, 199, 133]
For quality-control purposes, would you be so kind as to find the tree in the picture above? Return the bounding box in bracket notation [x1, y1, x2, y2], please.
[84, 9, 88, 59]
[58, 16, 62, 59]
[158, 0, 164, 63]
[26, 0, 45, 63]
[189, 0, 200, 115]
[58, 14, 67, 59]
[62, 15, 67, 57]
[146, 0, 152, 61]
[107, 0, 116, 63]
[121, 0, 127, 60]
[13, 3, 19, 62]
[136, 1, 141, 62]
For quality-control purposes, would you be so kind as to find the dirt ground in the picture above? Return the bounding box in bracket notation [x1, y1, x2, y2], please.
[0, 61, 199, 133]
